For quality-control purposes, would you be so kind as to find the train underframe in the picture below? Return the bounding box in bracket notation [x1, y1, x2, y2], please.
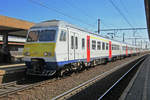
[25, 53, 139, 77]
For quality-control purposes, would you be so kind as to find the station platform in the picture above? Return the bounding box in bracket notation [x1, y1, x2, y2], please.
[0, 63, 25, 69]
[0, 63, 26, 84]
[120, 55, 150, 100]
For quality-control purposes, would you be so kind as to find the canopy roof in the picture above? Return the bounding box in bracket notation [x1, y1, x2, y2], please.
[0, 15, 34, 37]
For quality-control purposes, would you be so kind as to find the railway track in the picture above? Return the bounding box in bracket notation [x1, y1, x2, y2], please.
[98, 56, 146, 100]
[0, 77, 57, 98]
[0, 72, 78, 98]
[52, 55, 147, 100]
[0, 54, 147, 99]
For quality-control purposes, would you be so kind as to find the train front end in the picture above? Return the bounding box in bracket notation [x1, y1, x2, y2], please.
[23, 27, 58, 76]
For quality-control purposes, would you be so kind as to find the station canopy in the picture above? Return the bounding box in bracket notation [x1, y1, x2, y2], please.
[0, 15, 34, 37]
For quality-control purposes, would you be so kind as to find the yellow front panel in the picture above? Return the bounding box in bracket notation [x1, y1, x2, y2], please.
[23, 43, 56, 57]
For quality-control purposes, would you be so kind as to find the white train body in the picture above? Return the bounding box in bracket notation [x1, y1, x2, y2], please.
[23, 20, 141, 76]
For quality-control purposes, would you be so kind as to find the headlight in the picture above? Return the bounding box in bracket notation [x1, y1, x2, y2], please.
[24, 52, 30, 56]
[44, 52, 48, 56]
[44, 52, 51, 56]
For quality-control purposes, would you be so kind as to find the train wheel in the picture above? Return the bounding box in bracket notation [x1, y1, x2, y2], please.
[77, 63, 83, 72]
[56, 69, 65, 77]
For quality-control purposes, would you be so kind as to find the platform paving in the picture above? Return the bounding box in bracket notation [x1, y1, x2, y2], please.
[121, 55, 150, 100]
[0, 63, 26, 84]
[0, 63, 25, 69]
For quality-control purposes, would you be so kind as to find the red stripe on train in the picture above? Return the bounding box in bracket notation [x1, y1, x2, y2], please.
[109, 41, 112, 59]
[87, 36, 90, 62]
[126, 45, 128, 56]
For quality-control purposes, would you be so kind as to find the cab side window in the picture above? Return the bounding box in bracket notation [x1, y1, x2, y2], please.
[60, 30, 66, 41]
[102, 42, 105, 50]
[106, 43, 109, 50]
[97, 41, 101, 50]
[75, 37, 78, 49]
[71, 36, 74, 49]
[92, 40, 96, 50]
[82, 38, 85, 49]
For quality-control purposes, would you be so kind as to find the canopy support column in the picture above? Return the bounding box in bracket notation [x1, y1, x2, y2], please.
[0, 32, 11, 63]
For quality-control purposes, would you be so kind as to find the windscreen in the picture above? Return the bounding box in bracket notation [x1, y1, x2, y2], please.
[27, 30, 56, 42]
[27, 31, 39, 42]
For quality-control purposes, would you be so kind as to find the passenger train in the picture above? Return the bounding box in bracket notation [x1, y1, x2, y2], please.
[23, 20, 141, 76]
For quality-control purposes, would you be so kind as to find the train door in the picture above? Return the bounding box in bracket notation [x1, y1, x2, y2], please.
[109, 41, 112, 59]
[69, 32, 79, 60]
[74, 33, 79, 60]
[69, 32, 75, 61]
[87, 36, 90, 62]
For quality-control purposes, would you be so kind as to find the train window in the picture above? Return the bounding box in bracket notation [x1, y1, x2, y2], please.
[116, 45, 118, 50]
[97, 41, 101, 50]
[113, 45, 115, 50]
[27, 31, 39, 42]
[106, 43, 109, 50]
[112, 44, 113, 50]
[102, 42, 105, 50]
[92, 40, 96, 50]
[60, 30, 66, 41]
[75, 37, 78, 49]
[63, 31, 66, 41]
[82, 38, 85, 49]
[114, 45, 115, 50]
[71, 36, 74, 49]
[39, 30, 56, 41]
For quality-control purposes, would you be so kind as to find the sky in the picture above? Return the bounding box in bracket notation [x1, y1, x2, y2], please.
[0, 0, 149, 47]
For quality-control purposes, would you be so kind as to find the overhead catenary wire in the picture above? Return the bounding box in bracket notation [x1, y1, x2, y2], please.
[28, 0, 147, 42]
[101, 27, 147, 31]
[63, 0, 115, 28]
[28, 0, 97, 30]
[118, 0, 144, 35]
[62, 0, 108, 29]
[108, 0, 134, 28]
[107, 0, 145, 43]
[63, 0, 95, 21]
[31, 0, 113, 29]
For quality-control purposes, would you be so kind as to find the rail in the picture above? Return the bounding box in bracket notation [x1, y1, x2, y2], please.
[98, 56, 146, 100]
[52, 55, 146, 100]
[0, 78, 57, 98]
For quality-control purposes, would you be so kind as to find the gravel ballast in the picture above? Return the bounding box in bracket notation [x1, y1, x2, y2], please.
[1, 54, 146, 100]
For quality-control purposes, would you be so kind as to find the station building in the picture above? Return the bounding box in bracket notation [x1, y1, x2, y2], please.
[0, 36, 25, 57]
[0, 15, 34, 63]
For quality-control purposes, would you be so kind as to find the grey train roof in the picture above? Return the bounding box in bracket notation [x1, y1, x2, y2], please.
[31, 20, 78, 29]
[30, 20, 138, 47]
[31, 20, 93, 33]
